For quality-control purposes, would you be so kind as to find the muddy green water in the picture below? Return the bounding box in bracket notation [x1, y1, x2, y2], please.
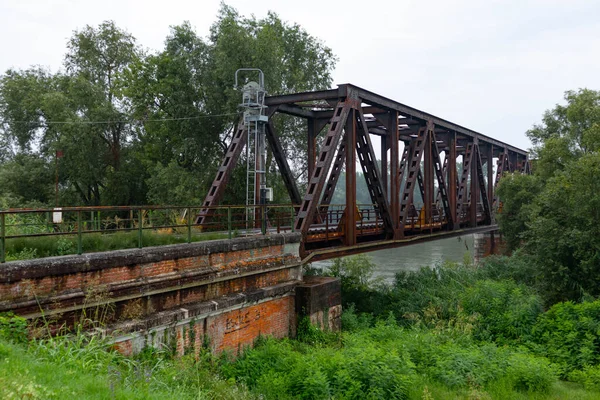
[311, 234, 476, 282]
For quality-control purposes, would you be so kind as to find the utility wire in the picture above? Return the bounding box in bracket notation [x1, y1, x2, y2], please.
[0, 112, 239, 125]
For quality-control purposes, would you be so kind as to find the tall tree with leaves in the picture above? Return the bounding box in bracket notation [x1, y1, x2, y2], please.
[0, 22, 141, 206]
[126, 5, 336, 205]
[498, 89, 600, 303]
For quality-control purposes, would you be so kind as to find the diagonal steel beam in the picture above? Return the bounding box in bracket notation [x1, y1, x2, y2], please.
[265, 122, 302, 205]
[355, 107, 394, 235]
[431, 136, 453, 227]
[295, 99, 352, 234]
[456, 143, 474, 225]
[196, 122, 248, 224]
[400, 123, 430, 230]
[474, 144, 492, 225]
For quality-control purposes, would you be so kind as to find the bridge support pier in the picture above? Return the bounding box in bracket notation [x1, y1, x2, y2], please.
[0, 233, 341, 356]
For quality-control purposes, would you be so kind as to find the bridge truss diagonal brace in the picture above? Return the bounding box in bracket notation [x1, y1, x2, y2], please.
[265, 121, 302, 205]
[355, 107, 394, 235]
[456, 143, 474, 226]
[295, 99, 353, 234]
[492, 149, 509, 209]
[473, 144, 492, 225]
[431, 134, 453, 227]
[196, 121, 248, 224]
[399, 122, 432, 230]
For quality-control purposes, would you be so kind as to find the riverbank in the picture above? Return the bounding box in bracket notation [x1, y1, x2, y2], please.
[2, 254, 600, 399]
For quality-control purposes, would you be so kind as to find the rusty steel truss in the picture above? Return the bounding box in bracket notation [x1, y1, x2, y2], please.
[197, 84, 529, 259]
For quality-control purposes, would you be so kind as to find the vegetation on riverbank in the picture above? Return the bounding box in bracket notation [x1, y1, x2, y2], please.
[3, 253, 600, 399]
[4, 230, 232, 261]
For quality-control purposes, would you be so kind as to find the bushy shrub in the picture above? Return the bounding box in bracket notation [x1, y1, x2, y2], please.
[340, 304, 373, 332]
[428, 344, 507, 388]
[327, 255, 390, 317]
[0, 312, 28, 344]
[225, 331, 416, 400]
[459, 280, 543, 343]
[389, 262, 477, 325]
[569, 365, 600, 391]
[506, 353, 556, 393]
[529, 299, 600, 374]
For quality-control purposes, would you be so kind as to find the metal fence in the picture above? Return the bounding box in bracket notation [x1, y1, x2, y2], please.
[0, 204, 298, 263]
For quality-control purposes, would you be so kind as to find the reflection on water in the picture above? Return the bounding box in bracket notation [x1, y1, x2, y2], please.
[311, 234, 475, 283]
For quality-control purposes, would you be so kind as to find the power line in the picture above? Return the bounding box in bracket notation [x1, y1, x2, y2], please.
[0, 112, 239, 125]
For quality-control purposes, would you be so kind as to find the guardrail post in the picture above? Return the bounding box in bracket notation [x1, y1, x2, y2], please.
[1, 213, 5, 263]
[290, 207, 295, 233]
[261, 205, 267, 235]
[187, 207, 192, 243]
[227, 207, 232, 239]
[77, 210, 82, 255]
[138, 209, 143, 248]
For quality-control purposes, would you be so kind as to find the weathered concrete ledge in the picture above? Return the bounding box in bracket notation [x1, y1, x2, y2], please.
[0, 232, 301, 283]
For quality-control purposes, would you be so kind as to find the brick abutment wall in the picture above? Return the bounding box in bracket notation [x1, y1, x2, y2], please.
[0, 233, 341, 355]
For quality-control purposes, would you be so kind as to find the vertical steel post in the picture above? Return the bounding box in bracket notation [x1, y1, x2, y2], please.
[389, 112, 400, 238]
[345, 108, 357, 246]
[470, 143, 479, 227]
[261, 204, 267, 235]
[381, 134, 388, 197]
[487, 145, 494, 217]
[187, 207, 192, 243]
[0, 213, 5, 263]
[77, 210, 82, 255]
[448, 133, 458, 229]
[138, 209, 143, 248]
[424, 128, 434, 228]
[228, 207, 232, 239]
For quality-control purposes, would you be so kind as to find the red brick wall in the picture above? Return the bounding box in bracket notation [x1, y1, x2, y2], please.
[1, 235, 305, 355]
[207, 296, 294, 354]
[0, 243, 293, 316]
[112, 294, 295, 357]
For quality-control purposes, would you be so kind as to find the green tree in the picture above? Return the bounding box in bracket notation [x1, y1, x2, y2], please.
[497, 89, 600, 303]
[126, 5, 336, 205]
[526, 153, 600, 302]
[1, 6, 336, 207]
[0, 22, 140, 206]
[527, 89, 600, 181]
[496, 173, 542, 251]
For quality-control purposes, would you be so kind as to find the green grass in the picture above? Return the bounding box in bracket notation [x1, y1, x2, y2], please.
[4, 230, 233, 261]
[0, 336, 253, 399]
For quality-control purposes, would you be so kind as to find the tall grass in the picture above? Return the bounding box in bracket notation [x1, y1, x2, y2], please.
[5, 230, 232, 261]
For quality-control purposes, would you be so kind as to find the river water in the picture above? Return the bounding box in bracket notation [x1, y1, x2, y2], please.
[311, 234, 476, 283]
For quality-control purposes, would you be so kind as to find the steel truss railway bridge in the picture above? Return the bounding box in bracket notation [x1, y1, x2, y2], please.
[195, 84, 529, 261]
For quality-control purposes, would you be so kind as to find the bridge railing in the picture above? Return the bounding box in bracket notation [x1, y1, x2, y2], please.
[0, 204, 299, 263]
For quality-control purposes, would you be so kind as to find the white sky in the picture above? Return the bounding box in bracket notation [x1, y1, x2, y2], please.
[1, 0, 600, 151]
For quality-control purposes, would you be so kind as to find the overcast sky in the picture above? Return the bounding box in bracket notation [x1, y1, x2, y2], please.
[1, 0, 599, 151]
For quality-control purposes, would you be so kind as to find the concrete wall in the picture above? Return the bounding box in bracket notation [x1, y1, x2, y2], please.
[0, 233, 330, 355]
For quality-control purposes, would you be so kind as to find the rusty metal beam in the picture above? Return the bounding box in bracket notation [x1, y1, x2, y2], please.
[448, 133, 457, 228]
[196, 122, 248, 224]
[389, 111, 400, 237]
[474, 144, 492, 225]
[470, 142, 478, 227]
[432, 136, 453, 227]
[266, 122, 302, 205]
[355, 107, 394, 235]
[456, 143, 474, 226]
[265, 88, 340, 106]
[345, 108, 357, 246]
[400, 123, 430, 230]
[333, 84, 528, 156]
[295, 100, 351, 235]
